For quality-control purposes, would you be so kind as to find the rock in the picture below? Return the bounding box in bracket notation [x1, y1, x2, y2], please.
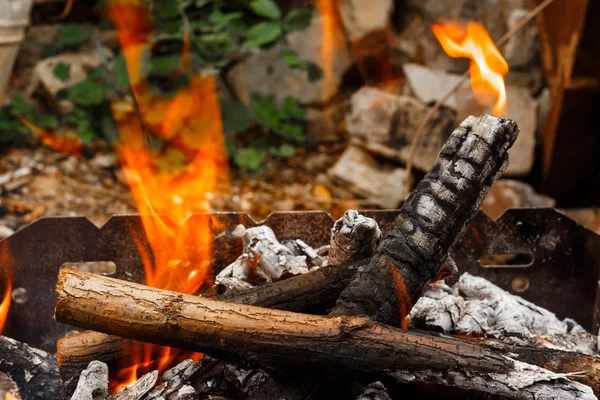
[305, 100, 349, 144]
[504, 8, 539, 68]
[339, 0, 393, 41]
[327, 145, 410, 208]
[0, 225, 14, 240]
[402, 63, 467, 110]
[15, 25, 62, 69]
[227, 14, 352, 105]
[481, 179, 555, 220]
[89, 153, 118, 169]
[25, 50, 109, 98]
[456, 84, 537, 176]
[345, 86, 455, 172]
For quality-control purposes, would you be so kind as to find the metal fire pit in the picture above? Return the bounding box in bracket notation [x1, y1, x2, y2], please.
[1, 209, 599, 352]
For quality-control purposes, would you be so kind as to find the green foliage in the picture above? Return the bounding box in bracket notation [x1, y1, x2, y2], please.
[53, 62, 71, 82]
[250, 0, 281, 19]
[67, 80, 106, 106]
[229, 93, 306, 171]
[2, 0, 316, 169]
[43, 23, 94, 57]
[282, 9, 312, 31]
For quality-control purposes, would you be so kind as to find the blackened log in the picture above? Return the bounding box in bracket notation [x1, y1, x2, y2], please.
[330, 115, 519, 326]
[0, 335, 61, 400]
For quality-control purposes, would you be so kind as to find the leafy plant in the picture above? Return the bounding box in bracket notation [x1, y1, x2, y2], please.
[225, 93, 306, 171]
[2, 0, 318, 170]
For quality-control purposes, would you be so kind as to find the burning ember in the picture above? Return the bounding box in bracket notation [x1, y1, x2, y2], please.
[432, 21, 509, 115]
[107, 0, 228, 392]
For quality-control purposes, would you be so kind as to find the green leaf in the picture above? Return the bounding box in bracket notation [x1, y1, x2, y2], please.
[220, 98, 252, 134]
[234, 146, 267, 170]
[281, 97, 306, 119]
[153, 0, 181, 20]
[10, 95, 30, 115]
[53, 62, 71, 82]
[277, 144, 295, 157]
[281, 50, 300, 68]
[249, 93, 280, 130]
[283, 8, 312, 31]
[250, 0, 281, 19]
[114, 52, 130, 89]
[278, 123, 305, 141]
[37, 113, 58, 129]
[244, 21, 283, 48]
[55, 24, 94, 49]
[147, 54, 181, 77]
[78, 120, 95, 143]
[68, 80, 106, 106]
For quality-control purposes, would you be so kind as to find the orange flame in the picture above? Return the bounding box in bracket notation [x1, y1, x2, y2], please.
[107, 0, 228, 392]
[316, 0, 346, 97]
[432, 21, 509, 115]
[17, 116, 82, 155]
[0, 241, 12, 334]
[0, 280, 10, 334]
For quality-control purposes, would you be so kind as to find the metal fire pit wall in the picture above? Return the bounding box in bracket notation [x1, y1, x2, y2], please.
[0, 209, 599, 352]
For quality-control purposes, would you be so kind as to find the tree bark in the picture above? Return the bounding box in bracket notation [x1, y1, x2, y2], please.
[330, 115, 520, 326]
[0, 335, 62, 400]
[55, 268, 513, 374]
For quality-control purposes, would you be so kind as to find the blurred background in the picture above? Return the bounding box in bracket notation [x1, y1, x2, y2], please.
[0, 0, 599, 238]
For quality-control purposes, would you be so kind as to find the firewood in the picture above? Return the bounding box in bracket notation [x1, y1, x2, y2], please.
[56, 259, 366, 393]
[0, 335, 62, 400]
[330, 115, 520, 326]
[55, 269, 596, 399]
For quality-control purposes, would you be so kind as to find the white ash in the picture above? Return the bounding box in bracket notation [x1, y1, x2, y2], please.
[282, 239, 326, 267]
[216, 226, 317, 289]
[408, 273, 588, 344]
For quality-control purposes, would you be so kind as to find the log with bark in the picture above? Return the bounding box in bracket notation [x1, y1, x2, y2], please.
[0, 335, 62, 399]
[330, 115, 520, 326]
[55, 269, 596, 399]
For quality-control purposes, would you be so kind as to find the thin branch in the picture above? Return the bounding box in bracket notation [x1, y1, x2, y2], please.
[404, 0, 557, 192]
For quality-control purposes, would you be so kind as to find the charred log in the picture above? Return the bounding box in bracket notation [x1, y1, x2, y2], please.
[330, 115, 520, 326]
[0, 335, 61, 400]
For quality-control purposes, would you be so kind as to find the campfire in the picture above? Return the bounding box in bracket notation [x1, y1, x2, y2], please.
[1, 0, 599, 399]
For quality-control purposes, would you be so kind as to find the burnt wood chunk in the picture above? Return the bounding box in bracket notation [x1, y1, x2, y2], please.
[330, 115, 519, 326]
[0, 335, 62, 400]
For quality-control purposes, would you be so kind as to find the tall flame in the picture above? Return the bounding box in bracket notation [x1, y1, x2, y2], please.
[432, 21, 509, 115]
[316, 0, 346, 98]
[107, 0, 228, 392]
